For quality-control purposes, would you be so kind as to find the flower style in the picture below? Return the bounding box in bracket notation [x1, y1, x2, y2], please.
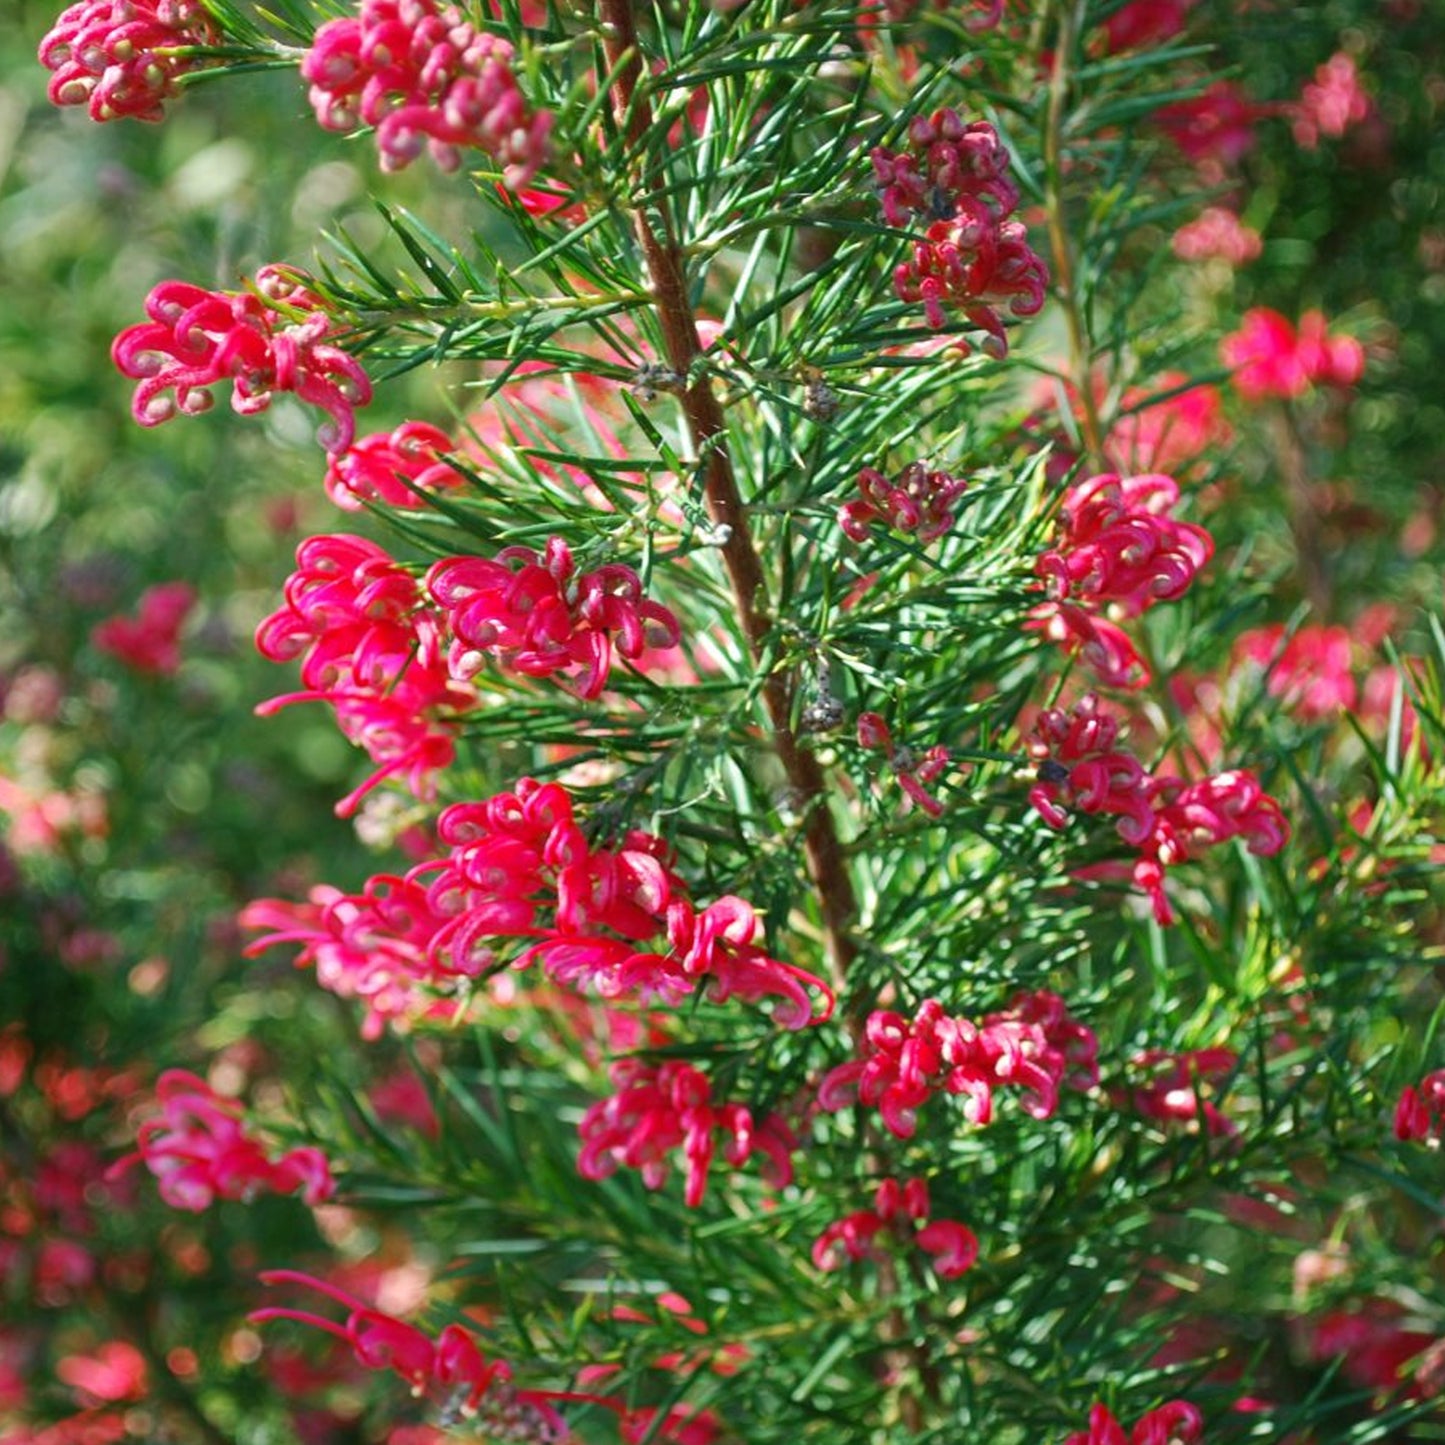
[1121, 1048, 1239, 1137]
[1029, 696, 1290, 924]
[1220, 308, 1364, 402]
[255, 534, 474, 817]
[111, 267, 372, 453]
[245, 778, 835, 1034]
[576, 1059, 797, 1207]
[838, 462, 967, 544]
[872, 110, 1047, 354]
[91, 581, 196, 675]
[1394, 1070, 1445, 1143]
[324, 421, 469, 511]
[856, 711, 951, 817]
[813, 1175, 979, 1280]
[426, 537, 681, 700]
[302, 0, 553, 182]
[109, 1070, 335, 1212]
[817, 991, 1098, 1140]
[1063, 1400, 1203, 1445]
[39, 0, 219, 123]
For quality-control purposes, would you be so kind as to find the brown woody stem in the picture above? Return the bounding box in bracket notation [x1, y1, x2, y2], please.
[597, 0, 859, 993]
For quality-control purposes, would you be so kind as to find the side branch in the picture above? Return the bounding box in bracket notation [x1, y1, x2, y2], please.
[596, 0, 858, 991]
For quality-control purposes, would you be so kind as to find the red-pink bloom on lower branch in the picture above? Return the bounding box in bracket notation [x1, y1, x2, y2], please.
[1120, 1048, 1239, 1137]
[817, 992, 1096, 1139]
[1026, 603, 1148, 689]
[91, 581, 196, 676]
[246, 778, 833, 1033]
[109, 1070, 335, 1211]
[1155, 82, 1263, 171]
[1064, 1400, 1203, 1445]
[1289, 52, 1373, 150]
[252, 1270, 585, 1433]
[303, 0, 552, 181]
[894, 211, 1048, 353]
[839, 462, 966, 544]
[857, 712, 950, 816]
[1395, 1070, 1445, 1143]
[814, 1175, 979, 1280]
[324, 421, 468, 511]
[255, 533, 474, 816]
[112, 267, 371, 453]
[1231, 623, 1358, 720]
[426, 536, 681, 700]
[39, 0, 218, 122]
[1220, 308, 1364, 402]
[577, 1059, 797, 1207]
[240, 879, 479, 1041]
[1036, 472, 1214, 616]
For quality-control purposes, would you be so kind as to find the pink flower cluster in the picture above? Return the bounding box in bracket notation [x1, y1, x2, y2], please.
[1063, 1400, 1203, 1445]
[857, 710, 950, 818]
[818, 991, 1098, 1139]
[324, 421, 468, 511]
[111, 267, 373, 454]
[577, 1059, 798, 1207]
[240, 878, 472, 1041]
[244, 778, 835, 1036]
[813, 1176, 979, 1280]
[90, 581, 195, 676]
[1220, 308, 1364, 402]
[1029, 695, 1289, 924]
[1123, 1048, 1238, 1137]
[1155, 82, 1262, 172]
[1172, 207, 1262, 266]
[252, 1271, 570, 1433]
[255, 534, 473, 818]
[427, 537, 681, 700]
[838, 461, 967, 544]
[873, 110, 1047, 354]
[1289, 52, 1372, 150]
[1395, 1070, 1445, 1143]
[1232, 623, 1357, 720]
[302, 0, 552, 181]
[110, 1071, 335, 1212]
[1031, 472, 1213, 690]
[38, 0, 218, 123]
[1100, 0, 1197, 52]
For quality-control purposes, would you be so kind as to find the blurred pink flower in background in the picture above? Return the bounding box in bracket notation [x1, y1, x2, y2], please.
[91, 582, 196, 676]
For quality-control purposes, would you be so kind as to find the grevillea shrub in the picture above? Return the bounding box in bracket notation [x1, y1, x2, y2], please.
[4, 1, 1445, 1443]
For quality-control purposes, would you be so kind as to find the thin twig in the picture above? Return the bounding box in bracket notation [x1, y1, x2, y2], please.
[596, 0, 859, 993]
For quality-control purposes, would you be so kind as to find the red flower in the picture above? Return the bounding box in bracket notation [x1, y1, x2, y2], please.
[303, 0, 552, 182]
[1220, 308, 1363, 402]
[91, 581, 196, 676]
[39, 0, 218, 122]
[111, 267, 372, 453]
[110, 1070, 335, 1211]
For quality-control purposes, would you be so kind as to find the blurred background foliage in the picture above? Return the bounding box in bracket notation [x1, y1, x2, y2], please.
[0, 0, 1444, 1441]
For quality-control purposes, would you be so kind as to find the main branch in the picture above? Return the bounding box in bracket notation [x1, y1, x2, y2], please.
[597, 0, 858, 992]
